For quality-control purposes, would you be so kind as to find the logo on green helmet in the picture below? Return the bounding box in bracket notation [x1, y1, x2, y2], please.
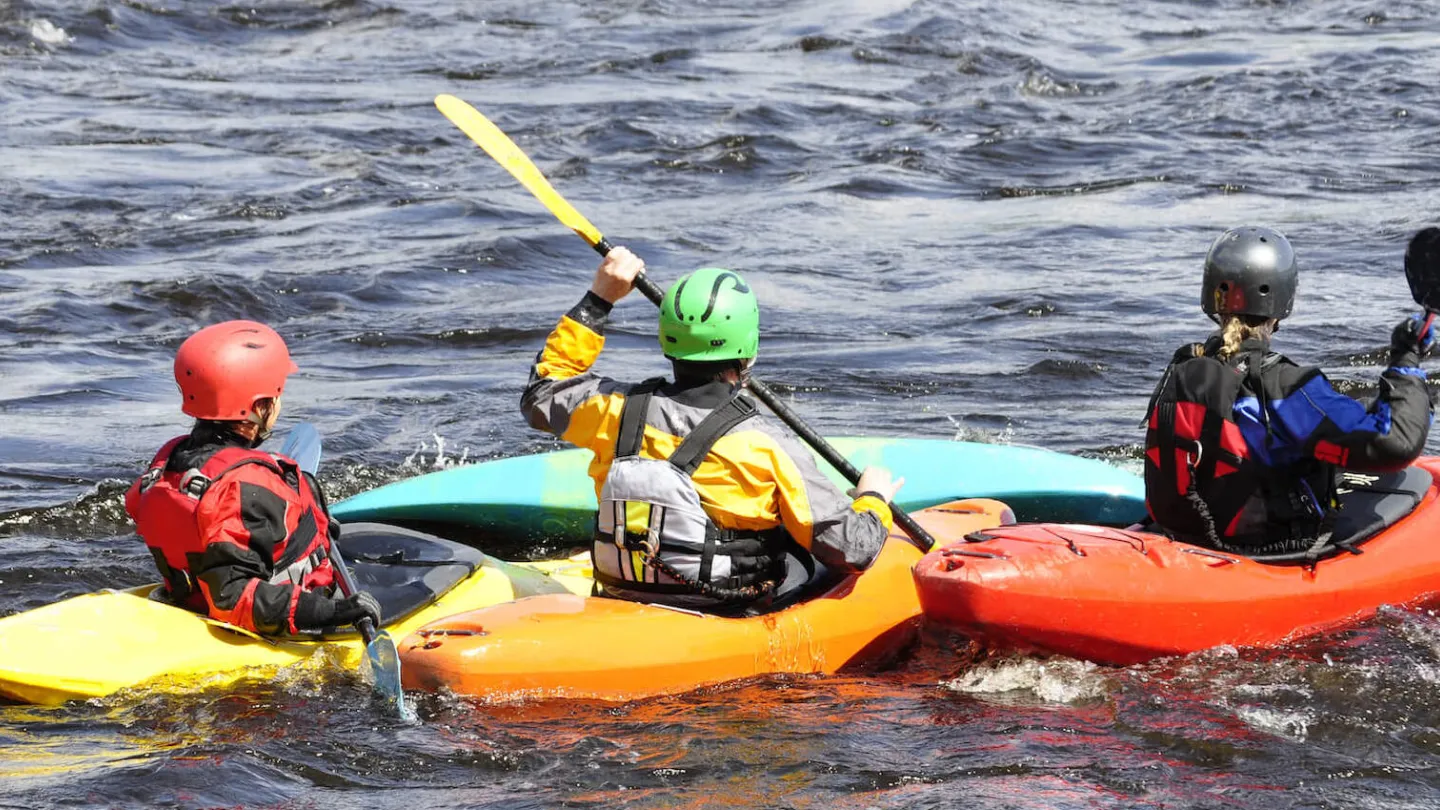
[672, 271, 749, 323]
[658, 267, 760, 361]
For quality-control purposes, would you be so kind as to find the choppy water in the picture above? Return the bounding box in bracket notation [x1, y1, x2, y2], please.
[3, 0, 1440, 806]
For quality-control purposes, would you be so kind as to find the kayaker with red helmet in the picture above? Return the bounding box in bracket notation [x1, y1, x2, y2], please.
[1143, 227, 1434, 554]
[125, 321, 382, 635]
[521, 246, 903, 613]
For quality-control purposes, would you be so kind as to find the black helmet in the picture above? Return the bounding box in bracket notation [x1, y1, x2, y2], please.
[1201, 226, 1297, 322]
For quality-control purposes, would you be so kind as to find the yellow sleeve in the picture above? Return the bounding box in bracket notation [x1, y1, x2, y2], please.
[520, 295, 628, 486]
[535, 314, 605, 381]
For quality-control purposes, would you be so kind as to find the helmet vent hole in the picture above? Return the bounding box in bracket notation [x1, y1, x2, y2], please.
[188, 395, 195, 400]
[1259, 236, 1268, 243]
[185, 370, 192, 376]
[1259, 284, 1270, 294]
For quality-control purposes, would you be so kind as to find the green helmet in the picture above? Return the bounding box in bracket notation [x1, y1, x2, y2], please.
[658, 267, 759, 361]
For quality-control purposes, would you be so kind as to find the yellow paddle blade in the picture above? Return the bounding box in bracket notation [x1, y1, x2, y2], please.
[435, 94, 606, 249]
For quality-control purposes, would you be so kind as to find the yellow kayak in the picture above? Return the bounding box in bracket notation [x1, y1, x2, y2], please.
[0, 523, 592, 705]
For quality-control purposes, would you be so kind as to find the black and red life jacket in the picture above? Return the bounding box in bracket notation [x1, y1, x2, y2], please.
[124, 436, 335, 613]
[1143, 341, 1334, 552]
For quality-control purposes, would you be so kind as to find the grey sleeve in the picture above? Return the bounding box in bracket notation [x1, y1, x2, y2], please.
[760, 417, 887, 573]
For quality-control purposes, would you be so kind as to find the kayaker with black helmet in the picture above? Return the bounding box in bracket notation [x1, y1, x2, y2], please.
[521, 246, 903, 613]
[1143, 226, 1434, 554]
[125, 321, 382, 635]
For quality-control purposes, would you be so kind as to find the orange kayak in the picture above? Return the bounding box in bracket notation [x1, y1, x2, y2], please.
[399, 499, 1013, 701]
[915, 460, 1440, 665]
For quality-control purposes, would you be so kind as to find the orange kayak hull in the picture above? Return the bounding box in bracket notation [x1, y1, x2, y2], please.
[915, 460, 1440, 665]
[399, 500, 1012, 701]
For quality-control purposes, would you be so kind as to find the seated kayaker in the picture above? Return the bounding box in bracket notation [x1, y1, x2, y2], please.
[1143, 226, 1434, 554]
[521, 246, 903, 613]
[125, 320, 382, 635]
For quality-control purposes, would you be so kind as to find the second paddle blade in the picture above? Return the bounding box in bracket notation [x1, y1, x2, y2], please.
[364, 630, 417, 723]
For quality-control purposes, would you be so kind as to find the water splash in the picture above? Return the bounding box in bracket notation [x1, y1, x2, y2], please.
[943, 413, 1015, 445]
[402, 434, 472, 470]
[944, 655, 1112, 704]
[1233, 704, 1312, 742]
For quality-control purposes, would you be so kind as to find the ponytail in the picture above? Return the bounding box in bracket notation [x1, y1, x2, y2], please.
[1217, 314, 1276, 359]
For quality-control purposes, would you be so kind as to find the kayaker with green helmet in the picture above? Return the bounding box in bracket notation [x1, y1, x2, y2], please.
[522, 246, 903, 613]
[1143, 226, 1433, 554]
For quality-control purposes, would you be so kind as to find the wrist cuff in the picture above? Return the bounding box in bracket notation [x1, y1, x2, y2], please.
[567, 292, 613, 331]
[851, 494, 894, 532]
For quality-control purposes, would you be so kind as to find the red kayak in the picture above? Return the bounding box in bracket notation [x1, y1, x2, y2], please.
[914, 459, 1440, 665]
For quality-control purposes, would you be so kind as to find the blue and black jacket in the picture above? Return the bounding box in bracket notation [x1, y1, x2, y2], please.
[1144, 335, 1432, 551]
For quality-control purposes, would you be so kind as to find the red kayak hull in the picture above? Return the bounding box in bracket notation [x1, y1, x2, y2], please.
[914, 458, 1440, 665]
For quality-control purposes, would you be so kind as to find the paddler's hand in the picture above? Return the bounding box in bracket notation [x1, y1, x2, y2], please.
[334, 590, 382, 628]
[1390, 313, 1435, 366]
[851, 466, 905, 504]
[590, 246, 645, 304]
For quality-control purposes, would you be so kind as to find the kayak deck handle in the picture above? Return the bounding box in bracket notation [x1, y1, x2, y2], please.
[1179, 547, 1241, 565]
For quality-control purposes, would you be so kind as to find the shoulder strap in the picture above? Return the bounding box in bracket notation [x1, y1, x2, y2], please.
[668, 394, 760, 476]
[615, 378, 667, 459]
[1139, 344, 1206, 429]
[185, 447, 288, 500]
[138, 436, 190, 492]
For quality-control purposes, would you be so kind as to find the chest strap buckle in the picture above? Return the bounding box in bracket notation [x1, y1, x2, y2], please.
[178, 469, 212, 499]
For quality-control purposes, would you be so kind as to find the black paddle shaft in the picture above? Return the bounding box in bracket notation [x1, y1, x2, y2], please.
[592, 238, 937, 552]
[329, 543, 378, 645]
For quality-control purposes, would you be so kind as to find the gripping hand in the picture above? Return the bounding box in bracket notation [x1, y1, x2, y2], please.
[851, 466, 906, 503]
[334, 591, 383, 628]
[1389, 313, 1435, 367]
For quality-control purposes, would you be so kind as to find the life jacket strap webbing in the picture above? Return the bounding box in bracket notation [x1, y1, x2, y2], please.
[615, 378, 667, 459]
[667, 394, 759, 475]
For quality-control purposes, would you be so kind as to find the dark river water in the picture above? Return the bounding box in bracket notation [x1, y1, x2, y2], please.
[4, 0, 1440, 806]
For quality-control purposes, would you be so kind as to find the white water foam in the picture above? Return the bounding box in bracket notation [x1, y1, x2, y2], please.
[1233, 705, 1312, 742]
[944, 656, 1111, 704]
[29, 19, 71, 47]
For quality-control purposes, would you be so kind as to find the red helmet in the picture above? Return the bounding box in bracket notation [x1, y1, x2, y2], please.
[174, 321, 299, 420]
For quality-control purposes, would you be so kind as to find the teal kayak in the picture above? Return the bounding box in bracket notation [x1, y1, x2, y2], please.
[333, 437, 1144, 541]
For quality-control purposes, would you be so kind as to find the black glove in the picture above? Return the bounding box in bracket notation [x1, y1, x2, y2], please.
[333, 590, 382, 628]
[1389, 314, 1435, 367]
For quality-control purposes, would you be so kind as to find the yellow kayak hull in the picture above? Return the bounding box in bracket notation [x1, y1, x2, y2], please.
[0, 555, 592, 705]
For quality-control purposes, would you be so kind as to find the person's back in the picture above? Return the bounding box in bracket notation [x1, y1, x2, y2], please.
[1143, 227, 1433, 553]
[521, 248, 902, 612]
[125, 320, 382, 635]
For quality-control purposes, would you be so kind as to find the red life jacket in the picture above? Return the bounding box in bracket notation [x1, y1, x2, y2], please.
[1143, 345, 1260, 546]
[1143, 342, 1332, 551]
[124, 436, 336, 618]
